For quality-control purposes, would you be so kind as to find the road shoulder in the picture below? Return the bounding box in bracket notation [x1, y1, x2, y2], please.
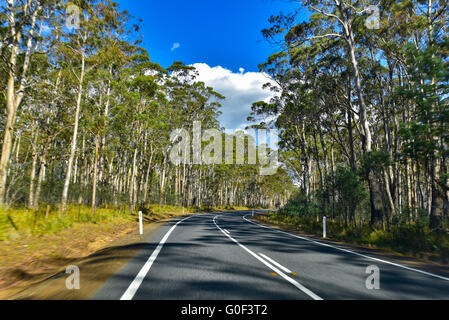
[0, 216, 181, 300]
[250, 214, 449, 280]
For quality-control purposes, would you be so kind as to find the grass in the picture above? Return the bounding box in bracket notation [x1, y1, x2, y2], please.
[197, 205, 260, 212]
[258, 211, 449, 264]
[0, 202, 258, 295]
[0, 202, 259, 242]
[0, 205, 132, 241]
[0, 202, 208, 294]
[0, 203, 228, 241]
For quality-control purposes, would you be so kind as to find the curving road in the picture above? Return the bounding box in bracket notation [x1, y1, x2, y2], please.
[93, 211, 449, 300]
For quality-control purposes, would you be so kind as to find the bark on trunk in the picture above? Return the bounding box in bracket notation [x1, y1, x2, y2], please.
[91, 134, 100, 215]
[0, 0, 41, 205]
[61, 35, 86, 214]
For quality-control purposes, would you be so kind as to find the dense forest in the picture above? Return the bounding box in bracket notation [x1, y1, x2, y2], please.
[251, 0, 449, 232]
[3, 0, 449, 302]
[1, 0, 448, 237]
[0, 0, 293, 218]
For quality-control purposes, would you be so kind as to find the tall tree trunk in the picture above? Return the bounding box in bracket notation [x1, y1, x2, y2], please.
[28, 134, 38, 209]
[129, 148, 138, 213]
[61, 36, 86, 214]
[91, 133, 100, 215]
[143, 152, 153, 204]
[430, 155, 443, 230]
[0, 0, 40, 205]
[33, 147, 48, 210]
[338, 5, 384, 227]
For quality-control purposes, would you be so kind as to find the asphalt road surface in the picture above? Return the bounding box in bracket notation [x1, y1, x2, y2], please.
[93, 211, 449, 300]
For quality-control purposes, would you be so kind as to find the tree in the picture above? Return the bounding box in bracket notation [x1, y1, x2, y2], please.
[253, 0, 449, 230]
[0, 0, 49, 205]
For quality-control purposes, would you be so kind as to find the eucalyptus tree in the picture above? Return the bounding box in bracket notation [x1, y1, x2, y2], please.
[254, 0, 449, 229]
[58, 0, 129, 214]
[0, 0, 301, 218]
[0, 0, 60, 205]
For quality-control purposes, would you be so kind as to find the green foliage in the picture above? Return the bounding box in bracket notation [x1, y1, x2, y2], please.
[0, 203, 201, 241]
[359, 151, 391, 179]
[281, 167, 368, 225]
[398, 44, 449, 160]
[280, 193, 321, 218]
[255, 0, 449, 232]
[0, 206, 133, 240]
[330, 166, 368, 214]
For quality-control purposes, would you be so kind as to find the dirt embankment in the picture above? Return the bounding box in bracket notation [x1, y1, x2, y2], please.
[0, 212, 188, 300]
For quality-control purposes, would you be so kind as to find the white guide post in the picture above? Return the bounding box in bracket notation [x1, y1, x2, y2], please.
[139, 211, 143, 235]
[323, 216, 327, 238]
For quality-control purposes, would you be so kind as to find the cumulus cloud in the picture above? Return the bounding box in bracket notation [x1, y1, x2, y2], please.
[191, 63, 277, 131]
[171, 42, 181, 51]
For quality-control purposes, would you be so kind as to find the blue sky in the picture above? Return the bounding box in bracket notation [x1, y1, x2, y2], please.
[115, 0, 308, 130]
[117, 0, 306, 72]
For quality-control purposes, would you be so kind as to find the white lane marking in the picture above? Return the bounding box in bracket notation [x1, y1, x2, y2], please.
[213, 215, 322, 300]
[223, 229, 230, 234]
[258, 253, 293, 274]
[120, 215, 196, 300]
[243, 215, 449, 282]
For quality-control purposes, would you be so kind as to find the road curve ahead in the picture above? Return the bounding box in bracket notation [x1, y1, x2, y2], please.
[93, 211, 449, 300]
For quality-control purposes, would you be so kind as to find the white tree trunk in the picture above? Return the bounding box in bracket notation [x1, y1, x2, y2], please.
[61, 38, 86, 214]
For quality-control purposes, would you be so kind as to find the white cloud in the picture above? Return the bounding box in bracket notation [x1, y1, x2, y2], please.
[171, 42, 181, 51]
[191, 63, 277, 131]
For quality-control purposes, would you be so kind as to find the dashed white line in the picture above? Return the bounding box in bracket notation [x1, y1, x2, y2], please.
[213, 215, 322, 300]
[258, 253, 293, 274]
[243, 215, 449, 282]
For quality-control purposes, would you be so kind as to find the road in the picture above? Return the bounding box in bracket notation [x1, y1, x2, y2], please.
[93, 211, 449, 300]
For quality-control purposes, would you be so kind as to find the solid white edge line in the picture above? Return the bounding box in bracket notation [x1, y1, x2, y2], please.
[258, 253, 293, 274]
[213, 215, 322, 300]
[243, 215, 449, 282]
[120, 215, 195, 300]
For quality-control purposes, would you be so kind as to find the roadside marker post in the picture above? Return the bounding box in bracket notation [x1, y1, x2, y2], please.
[139, 211, 143, 235]
[323, 216, 327, 238]
[182, 207, 184, 215]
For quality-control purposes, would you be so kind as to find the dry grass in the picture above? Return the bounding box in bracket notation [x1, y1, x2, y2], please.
[0, 204, 197, 299]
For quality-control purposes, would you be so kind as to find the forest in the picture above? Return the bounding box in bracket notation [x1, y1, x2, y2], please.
[2, 0, 449, 303]
[249, 0, 449, 251]
[1, 0, 449, 261]
[0, 0, 293, 234]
